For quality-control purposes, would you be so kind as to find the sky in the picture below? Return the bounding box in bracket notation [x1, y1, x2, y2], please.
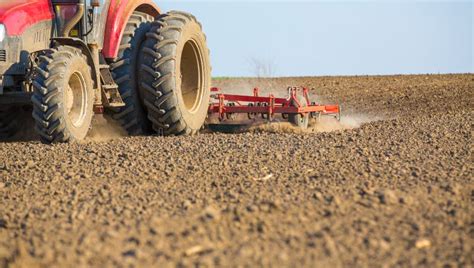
[155, 1, 473, 77]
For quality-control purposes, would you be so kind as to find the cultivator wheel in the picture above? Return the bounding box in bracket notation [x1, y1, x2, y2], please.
[309, 102, 321, 122]
[247, 103, 256, 120]
[138, 11, 211, 136]
[288, 96, 309, 129]
[225, 103, 236, 120]
[32, 46, 94, 143]
[258, 103, 270, 120]
[110, 11, 154, 135]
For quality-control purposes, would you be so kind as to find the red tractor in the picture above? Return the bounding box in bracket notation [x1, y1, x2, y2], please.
[0, 0, 211, 143]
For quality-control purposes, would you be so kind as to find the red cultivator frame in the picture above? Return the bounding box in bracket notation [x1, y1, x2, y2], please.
[207, 86, 340, 132]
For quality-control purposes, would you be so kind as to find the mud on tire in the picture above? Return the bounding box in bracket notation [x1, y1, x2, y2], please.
[32, 46, 94, 143]
[138, 11, 211, 135]
[110, 11, 154, 135]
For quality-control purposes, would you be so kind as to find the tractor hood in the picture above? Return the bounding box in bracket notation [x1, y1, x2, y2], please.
[0, 0, 53, 36]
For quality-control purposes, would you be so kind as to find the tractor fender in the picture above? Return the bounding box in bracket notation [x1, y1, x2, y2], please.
[102, 0, 160, 59]
[51, 37, 99, 94]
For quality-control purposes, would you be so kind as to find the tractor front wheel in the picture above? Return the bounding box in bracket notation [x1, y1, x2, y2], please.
[32, 46, 94, 143]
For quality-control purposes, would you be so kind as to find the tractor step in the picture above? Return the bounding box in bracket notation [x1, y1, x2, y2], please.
[99, 64, 125, 108]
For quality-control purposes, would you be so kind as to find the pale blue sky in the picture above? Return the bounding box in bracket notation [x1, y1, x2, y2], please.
[156, 1, 473, 77]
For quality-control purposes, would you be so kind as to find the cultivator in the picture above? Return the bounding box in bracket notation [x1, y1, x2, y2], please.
[207, 86, 340, 133]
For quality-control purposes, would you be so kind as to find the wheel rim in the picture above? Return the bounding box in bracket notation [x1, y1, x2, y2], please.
[65, 71, 88, 127]
[180, 39, 203, 113]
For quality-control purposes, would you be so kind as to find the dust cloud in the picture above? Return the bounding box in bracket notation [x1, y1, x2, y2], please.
[85, 114, 127, 142]
[249, 114, 379, 134]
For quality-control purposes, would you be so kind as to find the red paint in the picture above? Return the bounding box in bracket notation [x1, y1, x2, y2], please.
[0, 0, 53, 36]
[102, 0, 160, 59]
[0, 0, 159, 57]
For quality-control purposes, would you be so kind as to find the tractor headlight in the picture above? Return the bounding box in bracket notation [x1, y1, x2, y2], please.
[0, 24, 5, 42]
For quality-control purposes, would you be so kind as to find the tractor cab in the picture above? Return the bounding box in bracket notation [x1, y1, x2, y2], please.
[0, 0, 105, 94]
[51, 0, 108, 46]
[53, 0, 86, 38]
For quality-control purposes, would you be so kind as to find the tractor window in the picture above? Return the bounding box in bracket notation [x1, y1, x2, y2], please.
[54, 4, 80, 37]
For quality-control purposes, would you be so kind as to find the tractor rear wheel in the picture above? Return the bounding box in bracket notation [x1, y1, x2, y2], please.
[32, 46, 94, 143]
[138, 11, 211, 135]
[110, 11, 154, 135]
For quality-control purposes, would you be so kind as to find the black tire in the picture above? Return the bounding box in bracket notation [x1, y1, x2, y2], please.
[32, 46, 94, 143]
[0, 106, 20, 139]
[288, 96, 309, 129]
[110, 11, 154, 135]
[138, 11, 211, 135]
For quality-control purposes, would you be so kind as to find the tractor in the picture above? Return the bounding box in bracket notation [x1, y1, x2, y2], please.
[0, 0, 211, 143]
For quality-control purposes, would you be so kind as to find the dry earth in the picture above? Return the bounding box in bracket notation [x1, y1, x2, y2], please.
[0, 74, 473, 267]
